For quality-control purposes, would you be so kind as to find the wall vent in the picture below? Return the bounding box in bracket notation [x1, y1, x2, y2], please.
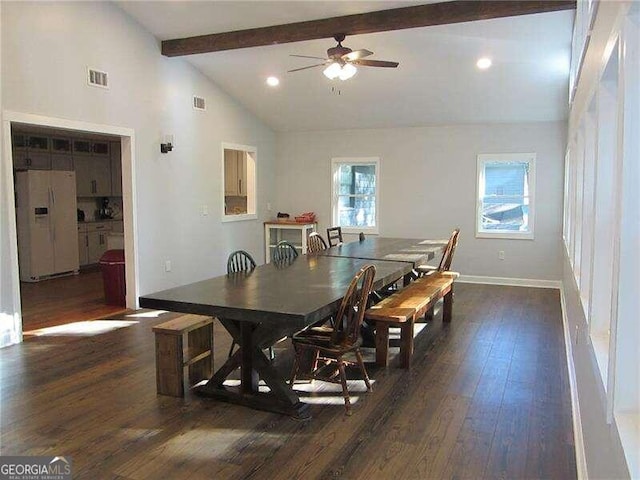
[193, 96, 206, 111]
[87, 68, 109, 89]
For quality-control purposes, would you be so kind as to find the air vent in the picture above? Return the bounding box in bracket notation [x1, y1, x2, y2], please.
[193, 96, 206, 111]
[87, 68, 109, 89]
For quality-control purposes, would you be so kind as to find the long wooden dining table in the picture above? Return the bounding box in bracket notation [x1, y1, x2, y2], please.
[139, 253, 413, 418]
[317, 236, 447, 284]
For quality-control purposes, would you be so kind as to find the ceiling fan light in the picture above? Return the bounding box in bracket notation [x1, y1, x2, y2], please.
[339, 63, 357, 80]
[323, 63, 341, 80]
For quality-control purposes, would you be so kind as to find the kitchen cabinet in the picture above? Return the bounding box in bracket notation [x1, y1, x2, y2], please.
[78, 222, 112, 266]
[13, 131, 121, 196]
[75, 156, 112, 196]
[12, 152, 51, 170]
[264, 221, 316, 263]
[12, 133, 51, 170]
[224, 149, 247, 196]
[74, 138, 112, 196]
[110, 141, 122, 196]
[50, 137, 74, 171]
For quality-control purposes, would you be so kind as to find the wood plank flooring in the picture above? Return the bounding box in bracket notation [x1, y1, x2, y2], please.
[19, 267, 127, 332]
[0, 283, 576, 480]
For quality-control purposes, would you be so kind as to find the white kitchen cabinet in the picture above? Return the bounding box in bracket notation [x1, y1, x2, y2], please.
[12, 152, 51, 170]
[75, 156, 112, 197]
[264, 221, 316, 263]
[78, 222, 112, 266]
[224, 149, 247, 196]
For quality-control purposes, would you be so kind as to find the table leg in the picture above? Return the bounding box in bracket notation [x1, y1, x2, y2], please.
[197, 318, 310, 419]
[241, 322, 259, 394]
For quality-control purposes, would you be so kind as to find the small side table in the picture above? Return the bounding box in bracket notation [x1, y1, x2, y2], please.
[264, 221, 316, 263]
[152, 315, 214, 397]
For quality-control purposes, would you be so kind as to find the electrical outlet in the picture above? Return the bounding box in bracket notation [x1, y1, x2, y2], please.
[165, 260, 172, 272]
[498, 250, 505, 260]
[202, 204, 209, 216]
[267, 202, 272, 211]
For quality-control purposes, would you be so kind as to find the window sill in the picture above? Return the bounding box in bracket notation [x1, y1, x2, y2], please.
[476, 231, 534, 240]
[616, 412, 640, 478]
[590, 331, 610, 390]
[221, 213, 257, 223]
[341, 227, 379, 235]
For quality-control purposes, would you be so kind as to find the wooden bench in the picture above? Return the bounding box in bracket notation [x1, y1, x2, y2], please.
[365, 271, 458, 368]
[152, 314, 214, 397]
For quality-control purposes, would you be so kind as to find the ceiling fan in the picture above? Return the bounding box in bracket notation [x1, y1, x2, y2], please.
[288, 34, 399, 81]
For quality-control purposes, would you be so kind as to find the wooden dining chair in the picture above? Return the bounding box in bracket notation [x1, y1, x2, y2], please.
[289, 264, 376, 415]
[326, 226, 343, 247]
[307, 232, 328, 253]
[417, 228, 460, 276]
[272, 240, 299, 263]
[226, 250, 261, 358]
[227, 250, 256, 274]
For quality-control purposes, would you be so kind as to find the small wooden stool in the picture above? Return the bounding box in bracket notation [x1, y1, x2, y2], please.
[152, 315, 214, 397]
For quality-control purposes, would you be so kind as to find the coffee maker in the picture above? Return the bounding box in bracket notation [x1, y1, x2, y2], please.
[99, 197, 113, 219]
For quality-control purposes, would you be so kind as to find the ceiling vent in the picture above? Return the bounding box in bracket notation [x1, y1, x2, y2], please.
[193, 96, 206, 111]
[87, 68, 109, 89]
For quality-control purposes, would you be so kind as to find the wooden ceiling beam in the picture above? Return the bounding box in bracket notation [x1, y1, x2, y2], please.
[161, 0, 575, 57]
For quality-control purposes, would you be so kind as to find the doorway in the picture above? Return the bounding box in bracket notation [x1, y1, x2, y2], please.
[2, 111, 138, 343]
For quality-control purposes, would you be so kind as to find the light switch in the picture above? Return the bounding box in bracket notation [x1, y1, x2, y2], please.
[202, 205, 208, 216]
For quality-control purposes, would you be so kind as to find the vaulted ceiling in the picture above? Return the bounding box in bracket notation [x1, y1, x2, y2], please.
[117, 1, 574, 132]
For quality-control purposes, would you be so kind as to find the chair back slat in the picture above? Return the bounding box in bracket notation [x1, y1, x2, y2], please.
[307, 232, 328, 253]
[227, 250, 256, 274]
[272, 240, 299, 263]
[326, 226, 343, 247]
[437, 228, 460, 272]
[332, 265, 376, 347]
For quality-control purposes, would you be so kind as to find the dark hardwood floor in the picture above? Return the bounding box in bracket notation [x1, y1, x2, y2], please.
[0, 283, 576, 480]
[20, 267, 128, 333]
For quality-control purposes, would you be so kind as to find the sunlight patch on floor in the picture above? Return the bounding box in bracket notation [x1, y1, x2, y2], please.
[25, 320, 138, 337]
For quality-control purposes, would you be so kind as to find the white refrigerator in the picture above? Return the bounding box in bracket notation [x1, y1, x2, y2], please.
[16, 170, 80, 282]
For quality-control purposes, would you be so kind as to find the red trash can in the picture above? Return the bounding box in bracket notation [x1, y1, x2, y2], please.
[99, 249, 126, 306]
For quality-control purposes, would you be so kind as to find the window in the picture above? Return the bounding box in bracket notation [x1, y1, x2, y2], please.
[221, 143, 257, 222]
[331, 157, 379, 234]
[476, 153, 536, 239]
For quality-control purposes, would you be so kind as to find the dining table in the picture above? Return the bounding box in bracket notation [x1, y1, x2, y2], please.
[139, 253, 413, 419]
[316, 236, 447, 284]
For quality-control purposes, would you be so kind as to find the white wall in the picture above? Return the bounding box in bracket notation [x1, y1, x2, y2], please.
[0, 1, 276, 346]
[276, 122, 566, 281]
[562, 2, 637, 478]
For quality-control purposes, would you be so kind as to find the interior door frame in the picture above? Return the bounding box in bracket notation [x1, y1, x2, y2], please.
[2, 110, 139, 344]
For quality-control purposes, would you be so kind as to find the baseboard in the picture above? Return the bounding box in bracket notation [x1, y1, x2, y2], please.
[457, 274, 562, 289]
[560, 286, 589, 480]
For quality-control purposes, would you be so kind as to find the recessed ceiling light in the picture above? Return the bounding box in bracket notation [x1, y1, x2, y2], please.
[476, 58, 492, 70]
[266, 76, 280, 87]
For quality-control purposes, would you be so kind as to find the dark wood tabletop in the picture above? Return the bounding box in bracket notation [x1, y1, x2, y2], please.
[316, 237, 447, 268]
[140, 255, 411, 331]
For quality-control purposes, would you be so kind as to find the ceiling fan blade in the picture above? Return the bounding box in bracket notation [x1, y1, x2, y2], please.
[287, 63, 326, 73]
[342, 49, 373, 62]
[290, 54, 328, 60]
[352, 59, 399, 68]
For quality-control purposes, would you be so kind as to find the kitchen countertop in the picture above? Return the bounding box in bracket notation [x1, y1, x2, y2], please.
[78, 219, 123, 224]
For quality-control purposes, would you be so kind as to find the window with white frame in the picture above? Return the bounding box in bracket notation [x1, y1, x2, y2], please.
[476, 153, 536, 239]
[331, 157, 379, 234]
